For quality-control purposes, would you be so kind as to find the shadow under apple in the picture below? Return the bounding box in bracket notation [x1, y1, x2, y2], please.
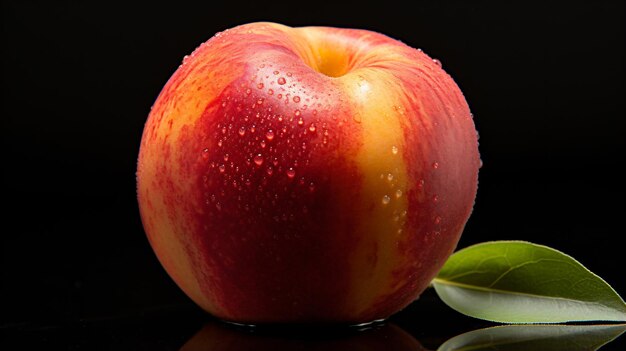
[180, 320, 428, 351]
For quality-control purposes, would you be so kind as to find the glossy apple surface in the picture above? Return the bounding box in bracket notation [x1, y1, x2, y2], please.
[137, 22, 480, 324]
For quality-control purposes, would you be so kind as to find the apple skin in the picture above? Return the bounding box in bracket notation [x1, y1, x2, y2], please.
[137, 22, 480, 324]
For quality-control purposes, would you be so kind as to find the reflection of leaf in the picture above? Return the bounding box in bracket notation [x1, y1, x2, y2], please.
[433, 241, 626, 323]
[437, 324, 626, 351]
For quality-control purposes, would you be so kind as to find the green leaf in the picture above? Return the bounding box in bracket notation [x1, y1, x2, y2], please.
[437, 324, 626, 351]
[432, 241, 626, 323]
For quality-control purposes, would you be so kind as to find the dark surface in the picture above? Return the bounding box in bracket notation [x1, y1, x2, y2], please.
[2, 0, 625, 349]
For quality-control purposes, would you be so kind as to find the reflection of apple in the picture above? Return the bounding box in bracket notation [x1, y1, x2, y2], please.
[180, 321, 427, 351]
[137, 22, 480, 324]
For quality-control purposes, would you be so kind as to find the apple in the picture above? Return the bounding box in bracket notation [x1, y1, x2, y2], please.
[137, 22, 480, 324]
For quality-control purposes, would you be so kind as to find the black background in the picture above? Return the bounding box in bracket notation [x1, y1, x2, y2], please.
[2, 0, 625, 349]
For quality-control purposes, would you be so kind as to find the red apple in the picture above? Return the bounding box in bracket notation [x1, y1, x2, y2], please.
[137, 22, 480, 324]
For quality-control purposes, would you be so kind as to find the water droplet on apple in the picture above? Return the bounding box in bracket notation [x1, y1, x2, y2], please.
[382, 195, 391, 205]
[309, 182, 315, 192]
[219, 164, 226, 173]
[308, 123, 316, 132]
[297, 117, 304, 126]
[238, 127, 246, 136]
[294, 109, 301, 117]
[433, 195, 439, 202]
[223, 153, 229, 161]
[391, 146, 398, 155]
[245, 88, 251, 95]
[293, 96, 301, 103]
[268, 89, 274, 95]
[277, 77, 286, 85]
[432, 162, 439, 169]
[266, 166, 273, 175]
[257, 98, 264, 105]
[273, 70, 279, 75]
[266, 130, 275, 140]
[254, 154, 264, 166]
[257, 83, 264, 89]
[434, 216, 441, 224]
[387, 173, 394, 181]
[202, 148, 209, 159]
[395, 189, 403, 198]
[433, 58, 442, 67]
[260, 140, 266, 148]
[286, 167, 296, 178]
